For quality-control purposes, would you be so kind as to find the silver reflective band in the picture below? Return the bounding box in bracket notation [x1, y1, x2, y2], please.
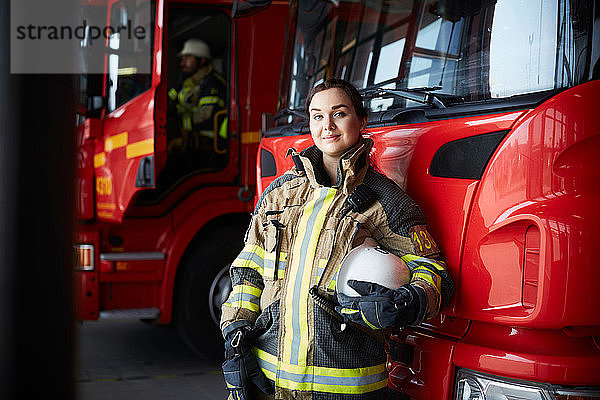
[100, 252, 165, 261]
[99, 308, 160, 320]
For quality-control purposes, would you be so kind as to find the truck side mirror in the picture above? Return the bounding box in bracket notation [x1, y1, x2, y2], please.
[232, 0, 271, 18]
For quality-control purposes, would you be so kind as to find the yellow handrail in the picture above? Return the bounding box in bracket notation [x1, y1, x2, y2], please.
[213, 109, 228, 155]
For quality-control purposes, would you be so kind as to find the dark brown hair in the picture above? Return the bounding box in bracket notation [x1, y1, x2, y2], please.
[305, 78, 368, 120]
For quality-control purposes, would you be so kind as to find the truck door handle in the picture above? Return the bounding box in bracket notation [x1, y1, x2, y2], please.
[135, 155, 154, 187]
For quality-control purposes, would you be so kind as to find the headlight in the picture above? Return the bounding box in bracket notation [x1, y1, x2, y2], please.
[74, 244, 94, 271]
[455, 369, 600, 400]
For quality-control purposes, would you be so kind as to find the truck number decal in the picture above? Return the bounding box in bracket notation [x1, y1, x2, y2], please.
[96, 176, 113, 196]
[409, 225, 439, 256]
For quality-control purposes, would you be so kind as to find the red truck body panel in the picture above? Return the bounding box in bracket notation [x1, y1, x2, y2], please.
[256, 80, 600, 394]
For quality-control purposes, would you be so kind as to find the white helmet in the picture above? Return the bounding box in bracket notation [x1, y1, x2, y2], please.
[178, 39, 211, 59]
[336, 238, 410, 298]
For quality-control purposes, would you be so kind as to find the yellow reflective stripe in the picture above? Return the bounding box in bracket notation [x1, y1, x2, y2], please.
[298, 188, 336, 364]
[282, 188, 337, 367]
[242, 243, 265, 258]
[96, 137, 153, 166]
[182, 115, 192, 131]
[219, 117, 228, 139]
[178, 86, 191, 104]
[253, 347, 277, 380]
[401, 254, 444, 299]
[126, 138, 153, 159]
[254, 347, 276, 362]
[327, 278, 337, 291]
[241, 131, 259, 144]
[254, 348, 388, 394]
[316, 259, 327, 282]
[198, 129, 215, 138]
[222, 300, 259, 312]
[360, 310, 379, 330]
[327, 261, 342, 291]
[94, 152, 106, 168]
[339, 308, 358, 315]
[401, 254, 446, 271]
[309, 378, 388, 394]
[412, 271, 436, 288]
[168, 88, 178, 101]
[223, 283, 261, 313]
[230, 283, 262, 298]
[263, 251, 288, 279]
[412, 266, 442, 288]
[232, 252, 264, 276]
[232, 244, 288, 278]
[198, 95, 224, 107]
[105, 132, 127, 152]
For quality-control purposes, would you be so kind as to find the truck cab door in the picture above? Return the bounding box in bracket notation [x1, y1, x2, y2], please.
[94, 0, 158, 223]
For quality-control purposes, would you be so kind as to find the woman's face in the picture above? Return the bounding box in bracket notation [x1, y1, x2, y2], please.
[308, 88, 366, 160]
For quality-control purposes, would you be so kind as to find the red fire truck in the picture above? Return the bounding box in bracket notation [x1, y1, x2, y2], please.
[73, 0, 288, 356]
[255, 0, 600, 398]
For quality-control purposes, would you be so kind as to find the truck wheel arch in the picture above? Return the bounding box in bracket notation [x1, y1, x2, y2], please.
[158, 200, 251, 325]
[170, 213, 250, 357]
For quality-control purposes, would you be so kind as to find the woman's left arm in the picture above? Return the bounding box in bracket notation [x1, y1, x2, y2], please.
[378, 217, 455, 325]
[339, 173, 455, 329]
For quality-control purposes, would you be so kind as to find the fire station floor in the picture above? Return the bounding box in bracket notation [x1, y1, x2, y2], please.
[75, 319, 228, 400]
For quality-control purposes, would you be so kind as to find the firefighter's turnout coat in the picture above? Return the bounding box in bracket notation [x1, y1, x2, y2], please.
[221, 138, 453, 399]
[167, 64, 227, 150]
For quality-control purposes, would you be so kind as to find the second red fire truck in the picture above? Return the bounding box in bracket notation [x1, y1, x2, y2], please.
[74, 0, 288, 357]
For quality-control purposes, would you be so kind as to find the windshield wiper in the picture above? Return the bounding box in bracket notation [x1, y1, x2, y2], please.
[273, 107, 306, 121]
[361, 86, 447, 109]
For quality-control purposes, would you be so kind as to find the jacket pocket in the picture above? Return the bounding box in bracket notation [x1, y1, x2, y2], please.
[260, 278, 282, 312]
[264, 205, 299, 279]
[264, 222, 279, 253]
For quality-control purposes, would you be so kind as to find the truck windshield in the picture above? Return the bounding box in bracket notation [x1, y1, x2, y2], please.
[280, 0, 596, 118]
[106, 0, 155, 113]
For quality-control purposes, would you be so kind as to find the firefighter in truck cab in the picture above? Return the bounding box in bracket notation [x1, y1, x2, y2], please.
[219, 79, 454, 399]
[167, 38, 227, 156]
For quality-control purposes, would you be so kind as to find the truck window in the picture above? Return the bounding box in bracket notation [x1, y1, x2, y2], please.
[106, 0, 154, 113]
[153, 7, 231, 190]
[281, 0, 595, 117]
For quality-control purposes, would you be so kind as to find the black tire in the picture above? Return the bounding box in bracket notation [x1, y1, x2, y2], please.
[174, 221, 247, 360]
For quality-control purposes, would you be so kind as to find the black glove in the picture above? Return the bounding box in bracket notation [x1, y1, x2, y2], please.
[222, 322, 273, 399]
[336, 280, 427, 330]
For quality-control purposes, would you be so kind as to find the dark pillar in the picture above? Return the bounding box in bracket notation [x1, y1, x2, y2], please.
[0, 1, 76, 398]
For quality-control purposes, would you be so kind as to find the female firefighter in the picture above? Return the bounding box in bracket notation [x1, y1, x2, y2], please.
[220, 78, 454, 399]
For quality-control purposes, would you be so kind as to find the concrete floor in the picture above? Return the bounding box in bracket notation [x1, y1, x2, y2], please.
[75, 319, 228, 400]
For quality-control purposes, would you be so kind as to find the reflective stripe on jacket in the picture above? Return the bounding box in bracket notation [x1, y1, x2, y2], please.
[169, 64, 227, 138]
[221, 138, 453, 399]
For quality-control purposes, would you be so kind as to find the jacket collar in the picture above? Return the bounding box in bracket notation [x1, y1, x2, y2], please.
[288, 137, 373, 195]
[185, 64, 213, 85]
